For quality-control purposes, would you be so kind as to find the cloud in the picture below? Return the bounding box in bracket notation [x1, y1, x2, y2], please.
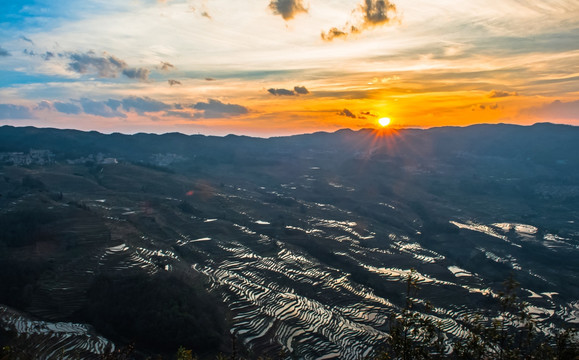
[205, 77, 216, 81]
[360, 111, 377, 117]
[121, 96, 171, 114]
[269, 0, 308, 20]
[67, 51, 149, 81]
[159, 61, 174, 71]
[68, 51, 127, 78]
[168, 79, 182, 86]
[362, 0, 396, 26]
[0, 104, 33, 119]
[106, 99, 122, 110]
[268, 88, 296, 96]
[293, 86, 310, 95]
[19, 36, 34, 45]
[321, 27, 353, 41]
[35, 101, 52, 111]
[79, 98, 127, 118]
[473, 103, 499, 111]
[165, 110, 196, 119]
[321, 0, 397, 41]
[268, 86, 310, 96]
[523, 100, 579, 120]
[22, 49, 56, 60]
[54, 101, 82, 114]
[49, 96, 174, 117]
[192, 99, 248, 118]
[0, 47, 10, 57]
[338, 108, 356, 118]
[42, 51, 55, 61]
[122, 67, 150, 81]
[488, 90, 519, 98]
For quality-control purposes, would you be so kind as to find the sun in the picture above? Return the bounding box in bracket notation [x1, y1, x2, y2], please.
[378, 117, 391, 127]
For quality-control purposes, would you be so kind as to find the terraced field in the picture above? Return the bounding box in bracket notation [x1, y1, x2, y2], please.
[1, 125, 578, 358]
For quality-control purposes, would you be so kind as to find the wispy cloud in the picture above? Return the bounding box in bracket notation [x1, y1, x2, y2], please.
[269, 0, 308, 21]
[19, 36, 34, 45]
[159, 61, 174, 71]
[168, 79, 182, 86]
[165, 110, 196, 119]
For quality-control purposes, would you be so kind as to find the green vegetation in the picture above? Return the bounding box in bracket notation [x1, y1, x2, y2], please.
[376, 271, 579, 360]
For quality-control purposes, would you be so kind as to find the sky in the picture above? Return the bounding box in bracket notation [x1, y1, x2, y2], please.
[0, 0, 578, 136]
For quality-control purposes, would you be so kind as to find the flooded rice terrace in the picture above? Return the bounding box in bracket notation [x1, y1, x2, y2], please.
[1, 152, 578, 359]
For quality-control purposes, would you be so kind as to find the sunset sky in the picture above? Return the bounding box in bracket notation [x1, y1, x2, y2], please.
[1, 0, 578, 136]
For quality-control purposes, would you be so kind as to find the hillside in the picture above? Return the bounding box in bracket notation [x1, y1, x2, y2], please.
[0, 123, 578, 359]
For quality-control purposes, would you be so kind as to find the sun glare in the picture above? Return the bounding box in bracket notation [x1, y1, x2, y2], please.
[378, 117, 391, 127]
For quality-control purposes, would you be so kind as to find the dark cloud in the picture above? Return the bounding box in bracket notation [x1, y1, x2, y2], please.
[54, 101, 82, 114]
[19, 36, 34, 44]
[122, 67, 150, 81]
[68, 51, 127, 78]
[121, 96, 171, 114]
[168, 79, 182, 86]
[201, 11, 212, 19]
[523, 100, 579, 120]
[321, 27, 352, 41]
[338, 109, 356, 118]
[192, 99, 248, 118]
[67, 51, 150, 81]
[268, 86, 310, 96]
[488, 90, 519, 98]
[0, 47, 10, 57]
[293, 86, 310, 95]
[205, 77, 216, 81]
[362, 0, 396, 25]
[321, 0, 397, 41]
[269, 0, 308, 20]
[268, 88, 296, 96]
[360, 111, 377, 117]
[474, 103, 499, 111]
[79, 98, 126, 118]
[0, 104, 33, 119]
[160, 61, 174, 71]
